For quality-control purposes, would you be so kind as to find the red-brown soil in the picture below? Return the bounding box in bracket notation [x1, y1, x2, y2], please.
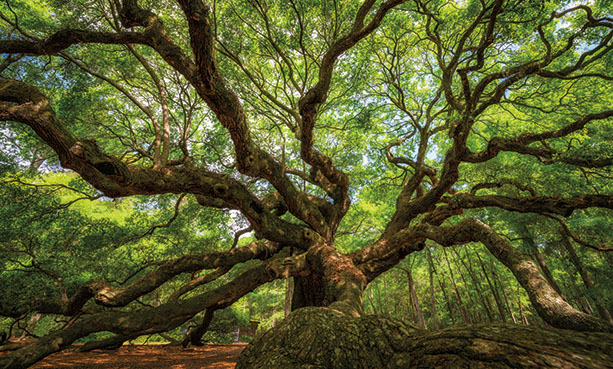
[26, 343, 247, 369]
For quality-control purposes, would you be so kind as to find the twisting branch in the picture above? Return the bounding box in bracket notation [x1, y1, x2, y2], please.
[402, 219, 612, 332]
[0, 252, 310, 369]
[0, 78, 308, 247]
[231, 226, 254, 249]
[448, 192, 613, 217]
[470, 181, 536, 196]
[0, 240, 281, 318]
[174, 0, 354, 239]
[297, 0, 408, 226]
[463, 111, 613, 165]
[542, 214, 613, 252]
[0, 29, 147, 54]
[168, 267, 231, 301]
[137, 194, 186, 238]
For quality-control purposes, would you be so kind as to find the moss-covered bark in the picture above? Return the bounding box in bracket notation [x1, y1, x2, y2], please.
[237, 307, 613, 369]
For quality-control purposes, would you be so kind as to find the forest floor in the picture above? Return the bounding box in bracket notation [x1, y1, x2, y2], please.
[26, 343, 247, 369]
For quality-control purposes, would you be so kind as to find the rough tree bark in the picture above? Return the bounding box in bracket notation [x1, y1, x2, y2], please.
[1, 1, 612, 368]
[236, 308, 613, 369]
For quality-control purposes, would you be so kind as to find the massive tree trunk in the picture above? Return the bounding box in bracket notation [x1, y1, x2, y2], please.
[236, 227, 613, 368]
[236, 307, 613, 369]
[1, 2, 613, 368]
[291, 274, 327, 310]
[291, 243, 367, 317]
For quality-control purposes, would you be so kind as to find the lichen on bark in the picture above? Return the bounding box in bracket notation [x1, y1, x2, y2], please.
[237, 308, 613, 369]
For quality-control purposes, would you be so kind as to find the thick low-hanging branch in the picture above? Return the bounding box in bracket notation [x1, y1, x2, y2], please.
[0, 1, 612, 368]
[0, 252, 310, 369]
[0, 240, 280, 318]
[0, 29, 147, 55]
[406, 218, 613, 333]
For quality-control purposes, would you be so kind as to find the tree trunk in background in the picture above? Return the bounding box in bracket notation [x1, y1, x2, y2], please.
[382, 277, 390, 314]
[437, 275, 456, 326]
[453, 250, 485, 323]
[476, 252, 507, 322]
[453, 250, 483, 323]
[406, 268, 426, 329]
[453, 248, 493, 322]
[182, 308, 215, 347]
[491, 259, 517, 324]
[436, 264, 456, 325]
[367, 287, 378, 314]
[443, 248, 471, 324]
[407, 279, 416, 324]
[426, 248, 440, 330]
[560, 232, 613, 324]
[465, 249, 496, 322]
[521, 226, 565, 297]
[472, 220, 613, 332]
[562, 278, 591, 313]
[518, 289, 530, 325]
[284, 271, 292, 318]
[528, 310, 542, 327]
[236, 308, 613, 369]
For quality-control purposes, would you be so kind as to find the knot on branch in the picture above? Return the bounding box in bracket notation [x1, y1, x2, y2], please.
[237, 151, 262, 176]
[213, 183, 228, 196]
[265, 253, 307, 280]
[69, 140, 131, 183]
[42, 30, 81, 53]
[245, 154, 256, 167]
[93, 162, 120, 176]
[303, 228, 314, 242]
[119, 0, 156, 29]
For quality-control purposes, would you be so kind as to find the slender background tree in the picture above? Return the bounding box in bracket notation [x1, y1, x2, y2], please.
[0, 0, 612, 368]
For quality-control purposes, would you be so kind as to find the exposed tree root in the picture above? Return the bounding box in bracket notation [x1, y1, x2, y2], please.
[237, 308, 613, 369]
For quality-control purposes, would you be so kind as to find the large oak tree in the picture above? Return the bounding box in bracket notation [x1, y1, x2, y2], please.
[0, 0, 612, 367]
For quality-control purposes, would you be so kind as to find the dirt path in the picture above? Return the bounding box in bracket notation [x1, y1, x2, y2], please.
[27, 343, 247, 369]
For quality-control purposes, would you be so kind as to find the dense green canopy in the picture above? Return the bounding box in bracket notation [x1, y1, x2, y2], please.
[0, 0, 612, 368]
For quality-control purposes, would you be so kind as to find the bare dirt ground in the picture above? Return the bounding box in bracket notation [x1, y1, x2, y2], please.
[26, 343, 247, 369]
